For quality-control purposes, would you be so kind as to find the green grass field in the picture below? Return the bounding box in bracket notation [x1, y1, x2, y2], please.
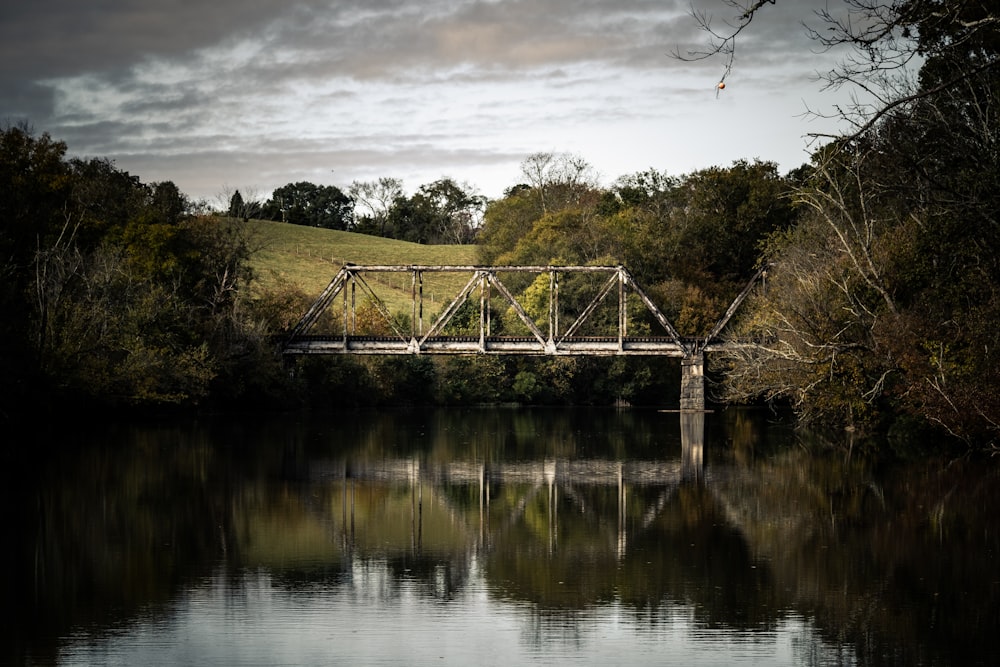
[247, 219, 480, 315]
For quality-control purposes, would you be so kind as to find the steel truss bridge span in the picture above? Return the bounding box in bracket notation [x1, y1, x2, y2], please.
[282, 264, 762, 357]
[281, 264, 766, 410]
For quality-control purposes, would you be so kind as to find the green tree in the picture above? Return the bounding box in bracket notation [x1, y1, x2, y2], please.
[0, 125, 294, 412]
[603, 162, 796, 337]
[477, 186, 546, 265]
[363, 178, 486, 244]
[349, 177, 403, 236]
[0, 126, 75, 414]
[68, 157, 148, 246]
[228, 189, 245, 219]
[710, 1, 1000, 443]
[663, 160, 796, 290]
[262, 182, 353, 229]
[0, 124, 72, 264]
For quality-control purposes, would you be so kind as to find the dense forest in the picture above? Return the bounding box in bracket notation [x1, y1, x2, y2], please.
[1, 1, 998, 450]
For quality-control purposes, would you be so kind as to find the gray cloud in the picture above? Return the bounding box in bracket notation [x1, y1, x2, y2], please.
[2, 1, 849, 201]
[4, 1, 695, 109]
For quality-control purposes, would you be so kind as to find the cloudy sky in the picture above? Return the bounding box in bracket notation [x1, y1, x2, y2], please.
[1, 0, 856, 203]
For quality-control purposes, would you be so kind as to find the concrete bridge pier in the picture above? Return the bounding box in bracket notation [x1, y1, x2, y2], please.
[680, 352, 705, 412]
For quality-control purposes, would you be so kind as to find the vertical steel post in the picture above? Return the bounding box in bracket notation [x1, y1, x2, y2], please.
[342, 278, 349, 345]
[418, 270, 424, 336]
[411, 269, 417, 338]
[350, 276, 357, 335]
[485, 273, 492, 337]
[548, 270, 559, 343]
[479, 273, 487, 351]
[618, 267, 626, 351]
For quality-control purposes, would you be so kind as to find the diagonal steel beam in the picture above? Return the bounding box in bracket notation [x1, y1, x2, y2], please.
[286, 266, 350, 340]
[702, 263, 769, 347]
[487, 272, 549, 349]
[419, 270, 485, 344]
[619, 267, 684, 346]
[557, 271, 620, 342]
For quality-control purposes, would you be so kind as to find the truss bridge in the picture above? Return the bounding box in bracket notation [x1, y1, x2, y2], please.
[282, 264, 766, 410]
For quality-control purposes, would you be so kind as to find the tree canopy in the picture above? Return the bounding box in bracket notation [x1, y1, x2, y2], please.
[261, 182, 353, 230]
[0, 123, 290, 414]
[386, 178, 485, 244]
[696, 0, 1000, 445]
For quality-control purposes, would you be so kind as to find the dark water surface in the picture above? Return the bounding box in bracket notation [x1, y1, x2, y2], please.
[3, 407, 998, 666]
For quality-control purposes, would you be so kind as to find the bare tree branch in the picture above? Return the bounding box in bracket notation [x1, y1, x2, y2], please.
[671, 0, 777, 84]
[808, 56, 1000, 142]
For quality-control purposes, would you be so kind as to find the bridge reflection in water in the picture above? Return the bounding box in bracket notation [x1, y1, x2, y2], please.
[310, 412, 706, 562]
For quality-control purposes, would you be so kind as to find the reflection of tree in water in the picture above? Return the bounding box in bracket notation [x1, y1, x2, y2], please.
[623, 485, 782, 628]
[3, 424, 234, 665]
[8, 410, 1000, 667]
[223, 410, 1000, 666]
[712, 442, 1000, 666]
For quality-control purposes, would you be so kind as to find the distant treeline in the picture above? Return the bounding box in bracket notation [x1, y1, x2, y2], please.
[227, 176, 485, 245]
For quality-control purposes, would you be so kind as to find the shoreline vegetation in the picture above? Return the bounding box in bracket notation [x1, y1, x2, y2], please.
[2, 118, 1000, 460]
[1, 122, 996, 455]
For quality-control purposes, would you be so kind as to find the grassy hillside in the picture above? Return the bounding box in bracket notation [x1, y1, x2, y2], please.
[247, 219, 480, 315]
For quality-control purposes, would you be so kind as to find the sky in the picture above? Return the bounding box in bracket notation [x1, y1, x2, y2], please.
[1, 0, 859, 205]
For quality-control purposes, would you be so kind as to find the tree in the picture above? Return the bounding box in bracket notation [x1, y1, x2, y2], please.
[477, 186, 546, 265]
[672, 0, 776, 87]
[387, 178, 485, 244]
[603, 169, 679, 219]
[478, 154, 602, 265]
[228, 189, 245, 218]
[0, 126, 76, 413]
[419, 178, 486, 244]
[661, 160, 796, 290]
[678, 1, 1000, 141]
[262, 182, 353, 229]
[349, 177, 403, 236]
[149, 181, 190, 226]
[221, 185, 262, 222]
[0, 124, 299, 412]
[69, 157, 147, 246]
[0, 125, 73, 268]
[716, 178, 896, 428]
[308, 183, 353, 230]
[700, 1, 1000, 443]
[519, 152, 599, 215]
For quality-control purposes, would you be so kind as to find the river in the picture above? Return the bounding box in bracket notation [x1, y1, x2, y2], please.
[3, 407, 998, 666]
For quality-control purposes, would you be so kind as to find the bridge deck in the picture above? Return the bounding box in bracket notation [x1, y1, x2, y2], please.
[282, 335, 734, 356]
